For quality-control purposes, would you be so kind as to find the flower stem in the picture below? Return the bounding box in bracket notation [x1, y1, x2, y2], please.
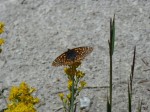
[70, 75, 75, 112]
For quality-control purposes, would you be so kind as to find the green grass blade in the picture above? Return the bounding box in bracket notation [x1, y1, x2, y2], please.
[107, 15, 115, 112]
[111, 14, 115, 55]
[107, 94, 111, 112]
[128, 82, 132, 112]
[110, 14, 115, 55]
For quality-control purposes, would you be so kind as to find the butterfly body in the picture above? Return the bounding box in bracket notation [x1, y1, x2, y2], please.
[52, 46, 93, 66]
[66, 49, 77, 61]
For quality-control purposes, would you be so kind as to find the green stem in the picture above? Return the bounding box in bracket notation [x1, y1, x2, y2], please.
[109, 48, 112, 109]
[62, 101, 67, 112]
[70, 76, 75, 112]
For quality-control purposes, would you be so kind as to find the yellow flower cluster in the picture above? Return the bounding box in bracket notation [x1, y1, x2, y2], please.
[64, 62, 85, 78]
[58, 93, 64, 100]
[76, 71, 85, 78]
[0, 22, 5, 34]
[5, 82, 39, 112]
[80, 81, 86, 87]
[6, 102, 36, 112]
[64, 63, 86, 92]
[78, 81, 87, 92]
[59, 61, 87, 111]
[0, 22, 5, 53]
[0, 38, 4, 53]
[0, 38, 5, 45]
[67, 80, 73, 90]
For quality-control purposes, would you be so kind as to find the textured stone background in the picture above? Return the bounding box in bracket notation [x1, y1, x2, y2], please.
[0, 0, 150, 112]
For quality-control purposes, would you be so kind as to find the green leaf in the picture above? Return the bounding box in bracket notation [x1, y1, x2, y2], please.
[112, 15, 115, 55]
[109, 14, 115, 55]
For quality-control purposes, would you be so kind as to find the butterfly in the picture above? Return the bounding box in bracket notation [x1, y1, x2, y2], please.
[52, 46, 93, 66]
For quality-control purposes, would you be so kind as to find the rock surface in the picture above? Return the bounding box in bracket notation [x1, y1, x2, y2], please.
[0, 0, 150, 112]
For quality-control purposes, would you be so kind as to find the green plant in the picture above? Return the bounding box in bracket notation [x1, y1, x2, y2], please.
[58, 62, 87, 112]
[107, 15, 115, 112]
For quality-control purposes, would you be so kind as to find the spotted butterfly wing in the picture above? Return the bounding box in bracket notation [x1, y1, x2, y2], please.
[52, 46, 93, 66]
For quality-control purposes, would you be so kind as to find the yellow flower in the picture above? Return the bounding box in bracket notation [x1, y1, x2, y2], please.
[69, 62, 81, 68]
[80, 81, 87, 88]
[5, 102, 36, 112]
[58, 93, 64, 100]
[64, 67, 71, 75]
[9, 86, 19, 100]
[6, 102, 16, 110]
[67, 80, 73, 90]
[0, 22, 5, 34]
[78, 81, 87, 92]
[19, 82, 30, 94]
[64, 62, 81, 76]
[64, 67, 76, 76]
[29, 87, 36, 94]
[32, 97, 40, 104]
[66, 93, 71, 100]
[76, 71, 85, 78]
[6, 82, 39, 112]
[0, 38, 5, 45]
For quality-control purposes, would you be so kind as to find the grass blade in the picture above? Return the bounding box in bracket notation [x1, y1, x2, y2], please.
[128, 82, 132, 112]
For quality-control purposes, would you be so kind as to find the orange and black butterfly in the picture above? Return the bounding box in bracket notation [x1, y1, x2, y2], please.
[52, 46, 93, 66]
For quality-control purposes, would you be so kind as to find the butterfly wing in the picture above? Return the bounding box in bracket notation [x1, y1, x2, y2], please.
[73, 47, 93, 61]
[52, 46, 93, 66]
[52, 51, 76, 66]
[52, 52, 68, 66]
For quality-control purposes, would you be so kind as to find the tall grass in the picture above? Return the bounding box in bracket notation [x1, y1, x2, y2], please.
[107, 15, 142, 112]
